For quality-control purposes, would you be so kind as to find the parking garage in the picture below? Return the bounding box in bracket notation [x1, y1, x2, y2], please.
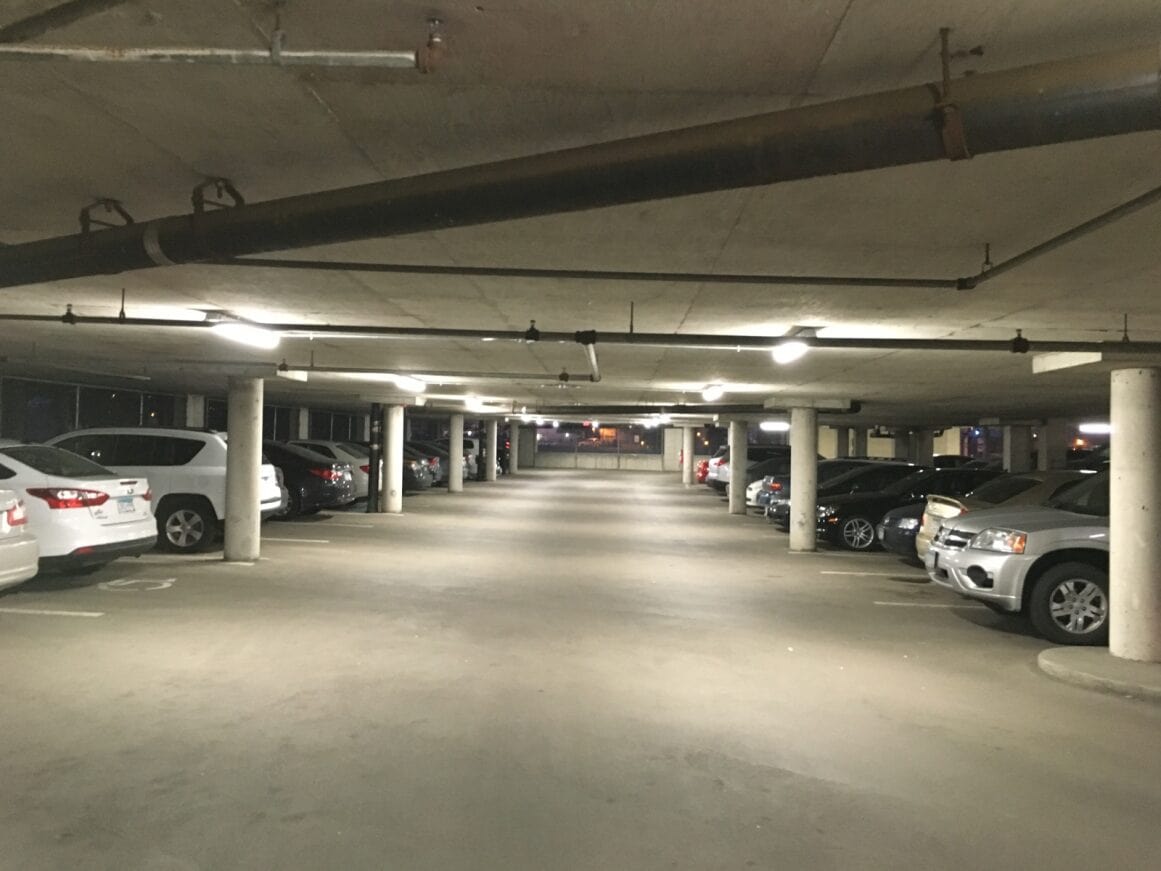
[1, 2, 1161, 869]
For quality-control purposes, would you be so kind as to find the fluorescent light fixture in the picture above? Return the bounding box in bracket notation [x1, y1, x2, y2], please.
[212, 321, 280, 350]
[760, 420, 791, 433]
[276, 368, 309, 383]
[771, 340, 808, 365]
[657, 414, 672, 425]
[1078, 422, 1112, 435]
[701, 384, 725, 402]
[552, 420, 560, 428]
[391, 375, 427, 393]
[481, 337, 496, 342]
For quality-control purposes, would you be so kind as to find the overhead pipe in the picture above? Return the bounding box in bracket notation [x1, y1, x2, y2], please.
[0, 42, 1158, 289]
[0, 44, 419, 68]
[4, 312, 1161, 356]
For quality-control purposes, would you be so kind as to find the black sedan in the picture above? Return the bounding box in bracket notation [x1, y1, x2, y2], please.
[767, 461, 917, 529]
[263, 441, 357, 517]
[817, 467, 1002, 551]
[877, 502, 926, 559]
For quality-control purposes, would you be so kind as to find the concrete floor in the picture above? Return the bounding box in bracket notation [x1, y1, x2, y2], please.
[1, 470, 1158, 870]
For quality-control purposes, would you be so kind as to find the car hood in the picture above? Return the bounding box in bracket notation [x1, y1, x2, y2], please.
[942, 505, 1108, 534]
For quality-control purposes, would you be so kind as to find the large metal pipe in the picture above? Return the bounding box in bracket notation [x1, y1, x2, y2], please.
[0, 43, 1158, 289]
[0, 44, 418, 68]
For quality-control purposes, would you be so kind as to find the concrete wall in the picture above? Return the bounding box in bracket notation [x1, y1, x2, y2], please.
[818, 427, 839, 459]
[662, 428, 683, 472]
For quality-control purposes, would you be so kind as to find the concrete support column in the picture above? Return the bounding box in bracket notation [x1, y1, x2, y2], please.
[293, 407, 310, 440]
[382, 405, 404, 514]
[914, 430, 935, 466]
[184, 394, 206, 428]
[486, 419, 499, 482]
[361, 414, 371, 441]
[1003, 425, 1034, 473]
[727, 420, 747, 515]
[448, 413, 465, 493]
[852, 428, 868, 457]
[893, 433, 912, 461]
[833, 426, 850, 458]
[789, 407, 819, 552]
[1110, 368, 1161, 662]
[682, 426, 696, 487]
[1037, 418, 1071, 471]
[509, 423, 521, 475]
[223, 377, 263, 562]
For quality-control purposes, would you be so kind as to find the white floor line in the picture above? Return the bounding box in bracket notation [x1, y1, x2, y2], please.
[821, 570, 927, 578]
[872, 601, 987, 609]
[0, 607, 105, 618]
[262, 537, 331, 544]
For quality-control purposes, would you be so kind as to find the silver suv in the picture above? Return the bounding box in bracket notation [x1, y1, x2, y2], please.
[924, 472, 1109, 645]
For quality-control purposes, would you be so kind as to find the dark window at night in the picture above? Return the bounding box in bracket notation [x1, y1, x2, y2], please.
[331, 414, 354, 441]
[0, 378, 78, 442]
[207, 399, 228, 431]
[309, 411, 332, 439]
[78, 387, 141, 428]
[141, 393, 177, 428]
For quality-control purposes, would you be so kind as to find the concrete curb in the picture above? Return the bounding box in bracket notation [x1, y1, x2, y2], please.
[1038, 648, 1161, 703]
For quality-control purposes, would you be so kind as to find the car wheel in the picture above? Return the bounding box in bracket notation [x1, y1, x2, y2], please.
[838, 516, 878, 551]
[158, 498, 215, 552]
[1028, 562, 1110, 645]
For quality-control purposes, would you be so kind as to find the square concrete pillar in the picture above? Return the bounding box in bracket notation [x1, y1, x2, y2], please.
[893, 434, 911, 461]
[293, 407, 310, 440]
[1003, 425, 1034, 473]
[913, 430, 934, 466]
[852, 428, 868, 457]
[184, 394, 207, 428]
[833, 426, 850, 458]
[1037, 418, 1071, 470]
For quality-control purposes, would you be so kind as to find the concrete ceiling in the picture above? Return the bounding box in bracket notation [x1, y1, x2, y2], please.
[2, 0, 1161, 425]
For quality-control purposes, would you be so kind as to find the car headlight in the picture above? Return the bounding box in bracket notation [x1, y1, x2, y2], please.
[897, 517, 920, 531]
[969, 528, 1027, 554]
[816, 505, 836, 518]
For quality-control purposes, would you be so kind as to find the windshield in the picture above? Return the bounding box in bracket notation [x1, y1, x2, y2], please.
[0, 444, 116, 478]
[879, 468, 938, 496]
[1048, 472, 1109, 516]
[966, 474, 1039, 505]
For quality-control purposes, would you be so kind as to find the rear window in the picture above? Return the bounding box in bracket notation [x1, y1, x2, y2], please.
[340, 442, 370, 458]
[0, 445, 116, 478]
[966, 475, 1039, 504]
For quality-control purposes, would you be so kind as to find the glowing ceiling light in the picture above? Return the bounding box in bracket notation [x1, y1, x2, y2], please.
[1078, 422, 1112, 435]
[771, 340, 808, 365]
[211, 321, 281, 350]
[391, 374, 427, 393]
[760, 420, 791, 433]
[657, 414, 672, 425]
[701, 385, 725, 402]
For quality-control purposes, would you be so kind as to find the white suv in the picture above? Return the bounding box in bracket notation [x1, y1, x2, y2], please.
[49, 428, 282, 553]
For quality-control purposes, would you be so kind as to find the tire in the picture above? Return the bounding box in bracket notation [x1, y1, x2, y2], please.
[158, 497, 216, 553]
[837, 516, 878, 551]
[1028, 562, 1110, 645]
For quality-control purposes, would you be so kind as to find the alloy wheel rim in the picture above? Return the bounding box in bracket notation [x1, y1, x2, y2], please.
[166, 509, 204, 548]
[1047, 579, 1108, 635]
[843, 518, 875, 549]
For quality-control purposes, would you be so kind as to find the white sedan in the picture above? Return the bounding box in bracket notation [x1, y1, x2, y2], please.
[0, 442, 156, 573]
[0, 488, 39, 590]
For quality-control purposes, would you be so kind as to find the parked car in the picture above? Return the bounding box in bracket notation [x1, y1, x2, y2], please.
[407, 442, 447, 485]
[290, 440, 373, 499]
[713, 445, 793, 494]
[877, 502, 926, 559]
[753, 458, 883, 512]
[263, 441, 356, 516]
[926, 472, 1110, 645]
[767, 461, 917, 528]
[0, 487, 39, 590]
[436, 437, 480, 478]
[695, 459, 710, 484]
[915, 470, 1093, 558]
[49, 428, 283, 552]
[817, 467, 1003, 551]
[0, 441, 155, 572]
[932, 454, 973, 468]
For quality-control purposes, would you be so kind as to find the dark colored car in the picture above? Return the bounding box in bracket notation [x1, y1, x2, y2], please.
[767, 461, 918, 528]
[877, 502, 926, 559]
[712, 445, 793, 494]
[755, 458, 885, 511]
[263, 441, 356, 516]
[817, 467, 1004, 551]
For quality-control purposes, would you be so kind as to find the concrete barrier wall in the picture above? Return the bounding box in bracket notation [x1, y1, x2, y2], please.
[531, 452, 714, 471]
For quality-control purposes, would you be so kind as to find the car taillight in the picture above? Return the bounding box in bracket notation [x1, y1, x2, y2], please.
[770, 482, 782, 491]
[428, 458, 438, 468]
[308, 468, 342, 481]
[5, 501, 27, 526]
[27, 487, 109, 509]
[360, 464, 370, 474]
[142, 489, 152, 502]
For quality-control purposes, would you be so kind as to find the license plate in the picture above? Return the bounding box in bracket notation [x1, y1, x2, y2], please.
[116, 496, 135, 514]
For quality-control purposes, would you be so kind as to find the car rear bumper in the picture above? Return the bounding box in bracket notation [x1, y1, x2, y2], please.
[879, 525, 918, 557]
[40, 533, 157, 571]
[0, 534, 40, 589]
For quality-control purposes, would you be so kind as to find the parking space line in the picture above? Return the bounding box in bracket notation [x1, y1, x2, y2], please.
[0, 607, 105, 618]
[262, 537, 331, 544]
[872, 601, 987, 610]
[821, 571, 927, 578]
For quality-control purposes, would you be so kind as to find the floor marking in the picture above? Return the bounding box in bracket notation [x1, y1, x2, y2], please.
[99, 578, 175, 592]
[262, 537, 331, 544]
[822, 571, 927, 578]
[872, 601, 987, 609]
[0, 607, 105, 618]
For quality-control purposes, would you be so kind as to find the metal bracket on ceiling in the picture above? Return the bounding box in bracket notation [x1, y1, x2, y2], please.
[79, 198, 134, 235]
[934, 27, 983, 162]
[192, 178, 245, 214]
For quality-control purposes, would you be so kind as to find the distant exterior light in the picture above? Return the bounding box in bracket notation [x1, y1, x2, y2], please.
[701, 385, 725, 402]
[760, 420, 791, 433]
[591, 420, 600, 429]
[212, 321, 280, 350]
[1078, 423, 1112, 435]
[535, 418, 546, 426]
[552, 420, 560, 428]
[771, 340, 808, 365]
